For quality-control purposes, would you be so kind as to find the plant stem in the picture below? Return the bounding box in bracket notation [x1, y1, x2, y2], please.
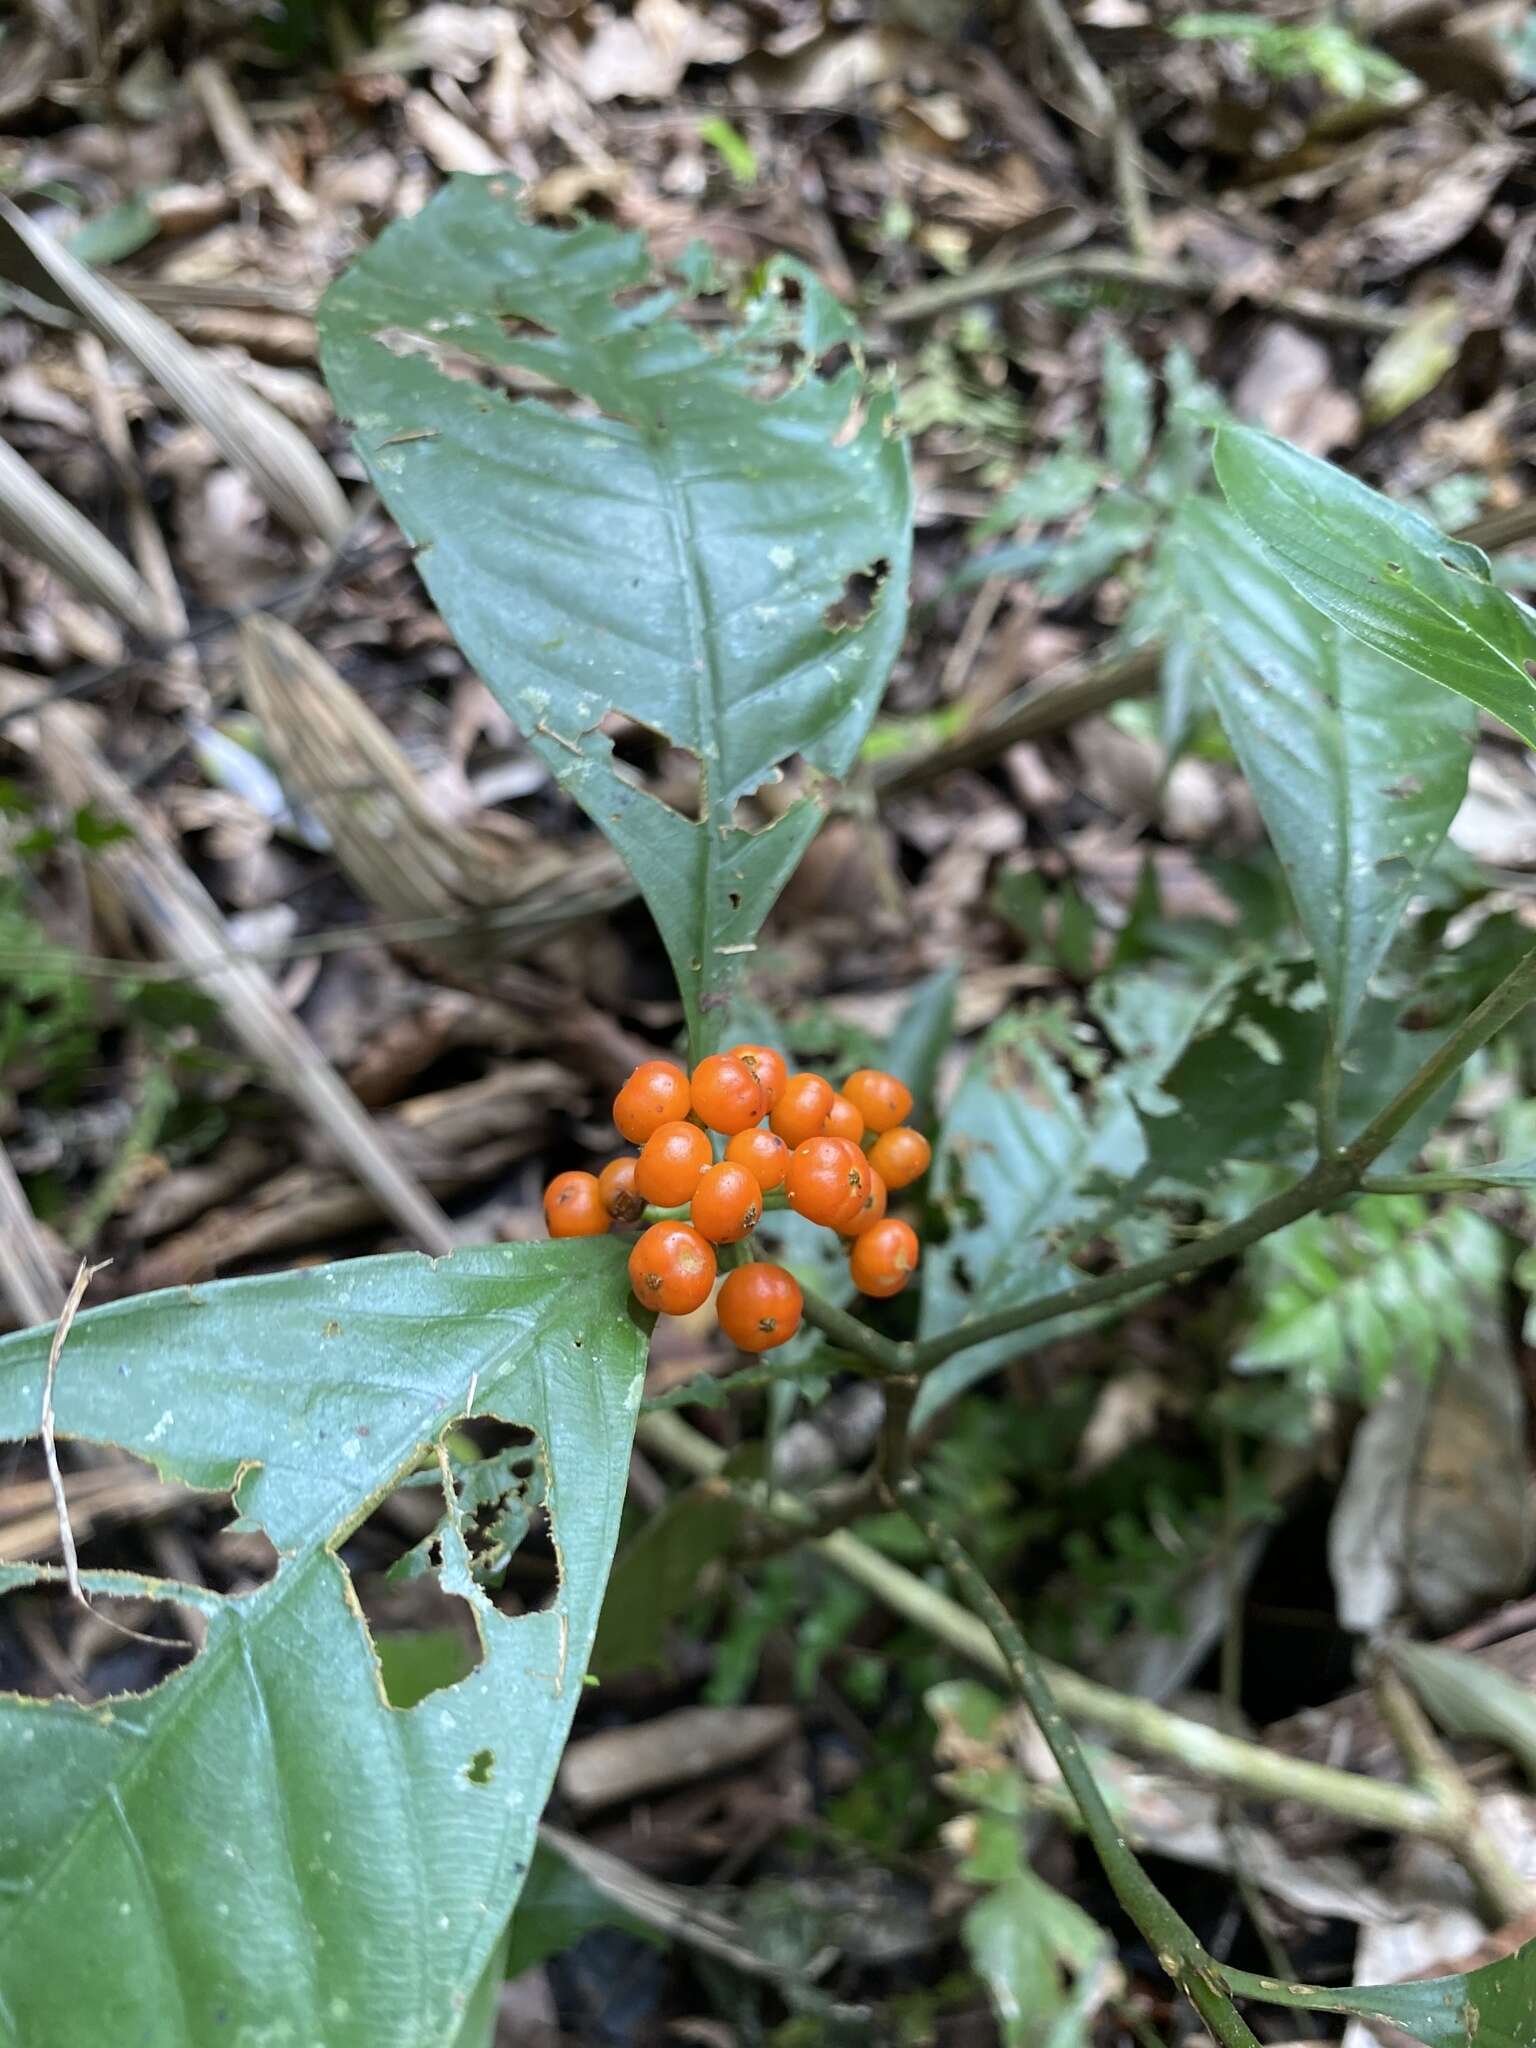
[907, 940, 1536, 1374]
[900, 1484, 1263, 2048]
[1315, 1038, 1342, 1159]
[1372, 1660, 1531, 1926]
[799, 1287, 906, 1372]
[1360, 1171, 1513, 1195]
[636, 1412, 1447, 1837]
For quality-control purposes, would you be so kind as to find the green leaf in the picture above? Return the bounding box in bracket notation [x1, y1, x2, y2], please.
[915, 1006, 1147, 1424]
[1388, 1639, 1536, 1790]
[972, 451, 1106, 538]
[1038, 491, 1157, 602]
[591, 1481, 744, 1677]
[1237, 1196, 1507, 1396]
[1141, 970, 1454, 1183]
[66, 195, 160, 267]
[929, 1681, 1110, 2048]
[881, 963, 958, 1129]
[0, 1242, 647, 2047]
[1227, 1935, 1536, 2047]
[318, 174, 912, 1047]
[1427, 1156, 1536, 1189]
[1361, 298, 1462, 426]
[1101, 334, 1153, 480]
[696, 114, 757, 185]
[504, 1838, 657, 1977]
[1172, 497, 1474, 1042]
[1213, 424, 1536, 749]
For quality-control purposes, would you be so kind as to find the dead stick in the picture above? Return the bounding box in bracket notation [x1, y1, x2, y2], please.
[40, 1259, 110, 1609]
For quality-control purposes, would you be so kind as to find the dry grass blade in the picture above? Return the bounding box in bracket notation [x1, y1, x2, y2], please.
[39, 1258, 110, 1610]
[0, 198, 348, 543]
[0, 1140, 66, 1330]
[1, 679, 455, 1257]
[77, 332, 190, 652]
[39, 1257, 193, 1654]
[237, 612, 625, 941]
[0, 433, 162, 636]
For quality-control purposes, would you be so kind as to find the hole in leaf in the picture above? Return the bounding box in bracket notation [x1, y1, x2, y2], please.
[1383, 560, 1404, 575]
[500, 311, 557, 341]
[338, 1465, 485, 1708]
[605, 715, 702, 822]
[451, 1416, 562, 1621]
[814, 341, 853, 383]
[1525, 660, 1536, 684]
[339, 1416, 561, 1707]
[0, 1580, 201, 1702]
[609, 280, 669, 316]
[369, 327, 497, 389]
[823, 558, 890, 632]
[0, 1442, 279, 1595]
[466, 1746, 496, 1785]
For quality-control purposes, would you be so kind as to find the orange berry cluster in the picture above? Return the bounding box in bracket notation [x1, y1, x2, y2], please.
[542, 1045, 931, 1353]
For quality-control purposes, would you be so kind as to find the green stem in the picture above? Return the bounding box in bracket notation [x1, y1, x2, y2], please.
[636, 1413, 1448, 1836]
[908, 940, 1536, 1374]
[1316, 1034, 1342, 1158]
[1360, 1172, 1491, 1195]
[68, 1059, 175, 1251]
[901, 1486, 1262, 2048]
[799, 1286, 906, 1373]
[905, 1168, 1338, 1373]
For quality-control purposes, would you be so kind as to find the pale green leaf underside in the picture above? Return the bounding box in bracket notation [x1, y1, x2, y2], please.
[0, 1243, 646, 2048]
[1213, 423, 1536, 748]
[1173, 496, 1473, 1042]
[915, 1009, 1146, 1424]
[1230, 1933, 1536, 2047]
[318, 174, 912, 1042]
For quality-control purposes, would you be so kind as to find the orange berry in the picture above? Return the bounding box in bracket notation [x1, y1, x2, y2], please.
[867, 1125, 931, 1190]
[769, 1072, 835, 1146]
[614, 1060, 690, 1145]
[726, 1127, 789, 1193]
[690, 1161, 762, 1244]
[717, 1262, 803, 1353]
[689, 1052, 766, 1135]
[844, 1068, 913, 1134]
[822, 1092, 865, 1144]
[544, 1170, 607, 1238]
[628, 1221, 717, 1316]
[844, 1169, 887, 1237]
[729, 1043, 788, 1110]
[786, 1134, 870, 1231]
[635, 1120, 713, 1207]
[597, 1157, 644, 1224]
[849, 1218, 920, 1298]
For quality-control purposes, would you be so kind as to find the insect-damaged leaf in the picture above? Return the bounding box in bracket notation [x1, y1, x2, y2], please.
[0, 1242, 646, 2047]
[318, 174, 912, 1046]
